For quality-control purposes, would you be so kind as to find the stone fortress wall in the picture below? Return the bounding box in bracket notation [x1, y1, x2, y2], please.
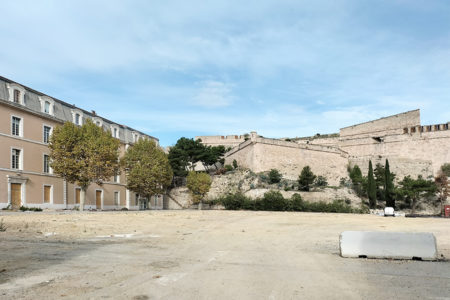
[200, 110, 450, 184]
[195, 134, 246, 148]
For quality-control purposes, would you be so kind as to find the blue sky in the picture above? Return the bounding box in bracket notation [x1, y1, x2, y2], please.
[1, 0, 450, 146]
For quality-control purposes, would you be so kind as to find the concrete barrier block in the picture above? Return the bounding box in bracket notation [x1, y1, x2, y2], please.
[340, 231, 438, 261]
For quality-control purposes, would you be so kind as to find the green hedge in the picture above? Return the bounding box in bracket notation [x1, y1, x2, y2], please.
[217, 191, 364, 213]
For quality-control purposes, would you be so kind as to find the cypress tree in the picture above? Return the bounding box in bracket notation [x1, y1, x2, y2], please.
[384, 159, 395, 208]
[367, 160, 377, 208]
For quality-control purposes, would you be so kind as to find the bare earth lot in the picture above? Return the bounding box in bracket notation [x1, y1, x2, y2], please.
[0, 211, 449, 300]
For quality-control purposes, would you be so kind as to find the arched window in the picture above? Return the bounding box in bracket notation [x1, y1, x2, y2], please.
[71, 109, 84, 125]
[6, 83, 26, 105]
[39, 96, 55, 115]
[110, 125, 120, 138]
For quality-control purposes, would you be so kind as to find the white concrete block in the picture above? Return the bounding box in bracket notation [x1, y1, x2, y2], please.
[340, 231, 438, 261]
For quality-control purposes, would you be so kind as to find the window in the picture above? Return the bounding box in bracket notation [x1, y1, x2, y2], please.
[44, 101, 50, 113]
[92, 117, 103, 127]
[132, 132, 139, 143]
[43, 126, 51, 143]
[154, 195, 158, 206]
[44, 185, 52, 203]
[114, 191, 119, 206]
[114, 173, 120, 183]
[110, 125, 120, 138]
[13, 90, 20, 103]
[135, 193, 139, 206]
[71, 109, 83, 125]
[7, 83, 25, 105]
[43, 155, 50, 173]
[39, 96, 55, 115]
[12, 116, 21, 136]
[11, 149, 21, 169]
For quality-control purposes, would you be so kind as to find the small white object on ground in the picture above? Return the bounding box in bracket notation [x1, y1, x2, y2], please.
[340, 231, 438, 261]
[384, 207, 395, 216]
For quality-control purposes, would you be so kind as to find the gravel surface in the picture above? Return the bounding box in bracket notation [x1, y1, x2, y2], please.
[0, 210, 449, 299]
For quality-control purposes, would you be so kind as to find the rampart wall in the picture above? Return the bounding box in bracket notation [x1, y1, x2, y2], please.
[340, 110, 420, 137]
[196, 134, 246, 147]
[206, 110, 449, 185]
[225, 137, 348, 185]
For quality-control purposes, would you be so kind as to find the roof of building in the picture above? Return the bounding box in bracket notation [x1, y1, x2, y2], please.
[0, 75, 158, 143]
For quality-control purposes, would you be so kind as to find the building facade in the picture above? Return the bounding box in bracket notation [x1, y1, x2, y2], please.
[0, 76, 163, 210]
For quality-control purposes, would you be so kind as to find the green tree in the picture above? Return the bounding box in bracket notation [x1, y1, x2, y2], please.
[298, 166, 316, 191]
[374, 162, 396, 202]
[121, 139, 173, 203]
[384, 159, 395, 208]
[435, 171, 449, 215]
[348, 165, 366, 197]
[268, 169, 282, 184]
[168, 138, 206, 176]
[186, 171, 212, 209]
[398, 175, 437, 214]
[367, 160, 377, 208]
[49, 120, 120, 211]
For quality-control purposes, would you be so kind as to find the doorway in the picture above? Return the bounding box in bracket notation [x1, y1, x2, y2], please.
[11, 183, 21, 209]
[96, 190, 102, 210]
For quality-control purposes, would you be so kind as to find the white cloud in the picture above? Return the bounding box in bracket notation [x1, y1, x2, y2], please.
[192, 81, 234, 108]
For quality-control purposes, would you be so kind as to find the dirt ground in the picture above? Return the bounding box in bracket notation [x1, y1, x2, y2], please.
[0, 210, 449, 300]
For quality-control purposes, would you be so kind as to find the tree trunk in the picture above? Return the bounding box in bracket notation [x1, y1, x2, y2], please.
[198, 200, 203, 210]
[80, 188, 86, 212]
[411, 199, 417, 215]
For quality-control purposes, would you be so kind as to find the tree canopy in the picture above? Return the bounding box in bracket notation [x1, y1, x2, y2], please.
[186, 171, 212, 209]
[168, 138, 226, 176]
[49, 119, 120, 210]
[367, 160, 377, 208]
[298, 166, 316, 191]
[397, 175, 437, 214]
[121, 139, 173, 200]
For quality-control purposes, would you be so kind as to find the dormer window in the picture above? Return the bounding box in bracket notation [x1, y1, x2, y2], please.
[6, 83, 26, 105]
[132, 132, 139, 143]
[110, 125, 120, 138]
[92, 117, 103, 127]
[71, 109, 84, 125]
[38, 96, 55, 115]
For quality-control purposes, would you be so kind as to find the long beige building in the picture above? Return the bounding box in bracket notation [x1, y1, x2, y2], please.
[0, 76, 163, 210]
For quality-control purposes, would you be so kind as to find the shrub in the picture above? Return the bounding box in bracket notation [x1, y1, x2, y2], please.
[304, 200, 353, 213]
[441, 163, 450, 177]
[314, 175, 328, 187]
[224, 165, 233, 172]
[232, 159, 238, 169]
[219, 193, 251, 210]
[260, 190, 288, 211]
[290, 194, 305, 211]
[268, 169, 282, 184]
[217, 191, 360, 214]
[298, 166, 316, 191]
[19, 206, 43, 212]
[258, 173, 269, 183]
